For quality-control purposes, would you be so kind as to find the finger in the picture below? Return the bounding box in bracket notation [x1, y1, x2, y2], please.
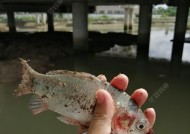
[131, 88, 148, 107]
[88, 89, 115, 134]
[144, 108, 156, 129]
[97, 74, 107, 82]
[110, 74, 129, 92]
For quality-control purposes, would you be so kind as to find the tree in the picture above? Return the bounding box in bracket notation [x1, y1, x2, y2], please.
[153, 6, 177, 17]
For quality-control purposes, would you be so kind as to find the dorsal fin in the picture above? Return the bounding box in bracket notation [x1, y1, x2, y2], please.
[46, 70, 98, 81]
[29, 95, 48, 115]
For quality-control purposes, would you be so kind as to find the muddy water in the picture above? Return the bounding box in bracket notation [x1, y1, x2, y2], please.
[0, 55, 190, 134]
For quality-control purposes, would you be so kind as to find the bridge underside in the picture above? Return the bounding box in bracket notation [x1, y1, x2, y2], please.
[0, 0, 190, 5]
[0, 0, 189, 12]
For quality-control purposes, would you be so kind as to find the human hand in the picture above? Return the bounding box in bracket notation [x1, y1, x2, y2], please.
[78, 74, 156, 134]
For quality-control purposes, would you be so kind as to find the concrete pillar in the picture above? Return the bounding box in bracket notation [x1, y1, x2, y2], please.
[47, 13, 54, 32]
[124, 8, 129, 33]
[41, 13, 46, 25]
[171, 6, 189, 67]
[35, 13, 46, 25]
[72, 2, 88, 52]
[137, 5, 152, 61]
[7, 12, 16, 32]
[129, 8, 133, 31]
[36, 13, 41, 24]
[124, 6, 134, 33]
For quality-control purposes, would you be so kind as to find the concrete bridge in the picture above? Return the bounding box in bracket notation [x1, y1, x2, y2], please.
[0, 0, 190, 68]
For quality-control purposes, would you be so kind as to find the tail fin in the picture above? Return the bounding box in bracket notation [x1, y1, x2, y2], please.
[16, 58, 35, 96]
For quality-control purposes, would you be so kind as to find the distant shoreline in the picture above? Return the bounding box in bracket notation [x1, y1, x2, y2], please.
[0, 19, 189, 33]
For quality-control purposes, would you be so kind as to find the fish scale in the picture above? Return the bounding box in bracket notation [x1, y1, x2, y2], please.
[17, 59, 151, 134]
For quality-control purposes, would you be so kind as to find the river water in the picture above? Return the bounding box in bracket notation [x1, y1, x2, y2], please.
[0, 27, 190, 134]
[149, 28, 190, 62]
[0, 55, 190, 134]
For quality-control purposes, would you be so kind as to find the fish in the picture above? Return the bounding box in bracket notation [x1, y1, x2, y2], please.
[16, 59, 152, 134]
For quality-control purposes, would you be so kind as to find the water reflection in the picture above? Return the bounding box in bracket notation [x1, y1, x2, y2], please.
[182, 43, 190, 62]
[149, 29, 173, 61]
[150, 29, 190, 63]
[99, 28, 190, 63]
[0, 55, 190, 134]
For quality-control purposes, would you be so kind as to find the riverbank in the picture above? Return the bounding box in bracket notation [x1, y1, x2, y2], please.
[1, 16, 189, 32]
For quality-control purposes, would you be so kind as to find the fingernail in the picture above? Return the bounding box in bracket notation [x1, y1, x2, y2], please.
[96, 90, 105, 104]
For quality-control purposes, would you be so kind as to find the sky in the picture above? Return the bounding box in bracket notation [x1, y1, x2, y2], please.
[154, 4, 168, 9]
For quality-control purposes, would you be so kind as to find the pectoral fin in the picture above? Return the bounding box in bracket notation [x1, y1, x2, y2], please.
[29, 95, 48, 115]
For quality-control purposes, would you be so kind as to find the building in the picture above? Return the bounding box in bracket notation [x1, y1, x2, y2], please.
[96, 5, 139, 15]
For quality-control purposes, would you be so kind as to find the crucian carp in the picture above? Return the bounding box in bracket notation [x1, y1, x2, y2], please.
[16, 59, 151, 134]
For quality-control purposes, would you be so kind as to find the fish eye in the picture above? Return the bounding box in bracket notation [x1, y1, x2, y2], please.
[136, 119, 147, 130]
[137, 124, 144, 129]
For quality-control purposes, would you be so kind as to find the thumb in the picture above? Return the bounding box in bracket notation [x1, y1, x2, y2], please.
[88, 89, 115, 134]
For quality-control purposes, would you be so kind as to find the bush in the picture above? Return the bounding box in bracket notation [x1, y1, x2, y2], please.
[153, 7, 177, 17]
[15, 16, 35, 22]
[88, 15, 112, 24]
